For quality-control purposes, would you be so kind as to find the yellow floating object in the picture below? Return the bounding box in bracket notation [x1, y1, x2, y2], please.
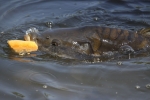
[7, 40, 38, 54]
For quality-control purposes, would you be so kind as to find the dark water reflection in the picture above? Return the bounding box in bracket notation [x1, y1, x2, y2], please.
[0, 0, 150, 100]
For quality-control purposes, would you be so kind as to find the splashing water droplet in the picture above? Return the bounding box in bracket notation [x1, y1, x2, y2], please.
[43, 85, 48, 89]
[135, 85, 140, 89]
[117, 61, 122, 65]
[46, 21, 53, 28]
[146, 84, 150, 89]
[129, 53, 130, 59]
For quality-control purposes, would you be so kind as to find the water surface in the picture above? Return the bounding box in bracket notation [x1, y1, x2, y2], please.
[0, 0, 150, 100]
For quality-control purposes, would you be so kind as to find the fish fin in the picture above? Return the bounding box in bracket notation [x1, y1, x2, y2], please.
[77, 41, 94, 55]
[138, 27, 150, 37]
[119, 45, 135, 55]
[87, 33, 101, 52]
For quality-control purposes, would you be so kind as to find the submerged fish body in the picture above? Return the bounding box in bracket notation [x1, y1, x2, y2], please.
[24, 26, 150, 60]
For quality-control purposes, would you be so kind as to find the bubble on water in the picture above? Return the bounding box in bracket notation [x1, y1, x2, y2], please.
[19, 52, 26, 56]
[36, 90, 38, 92]
[43, 85, 48, 89]
[135, 85, 140, 89]
[1, 31, 4, 34]
[146, 84, 150, 89]
[117, 61, 122, 65]
[93, 17, 98, 21]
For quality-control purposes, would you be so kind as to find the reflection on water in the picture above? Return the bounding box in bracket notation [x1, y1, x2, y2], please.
[0, 0, 150, 100]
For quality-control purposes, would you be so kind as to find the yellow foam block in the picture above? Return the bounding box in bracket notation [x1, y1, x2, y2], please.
[7, 40, 38, 54]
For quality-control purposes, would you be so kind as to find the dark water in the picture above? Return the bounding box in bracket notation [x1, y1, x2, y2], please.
[0, 0, 150, 100]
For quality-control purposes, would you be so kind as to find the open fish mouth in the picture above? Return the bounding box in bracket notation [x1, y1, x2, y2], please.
[24, 27, 39, 43]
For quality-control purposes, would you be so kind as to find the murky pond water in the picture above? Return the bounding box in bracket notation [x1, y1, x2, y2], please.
[0, 0, 150, 100]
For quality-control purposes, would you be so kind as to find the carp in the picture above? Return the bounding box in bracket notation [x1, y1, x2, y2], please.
[24, 26, 150, 60]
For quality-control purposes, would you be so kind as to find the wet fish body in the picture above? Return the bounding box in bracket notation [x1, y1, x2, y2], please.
[25, 26, 150, 60]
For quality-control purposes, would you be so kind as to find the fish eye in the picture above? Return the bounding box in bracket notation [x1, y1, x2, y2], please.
[52, 42, 58, 46]
[51, 39, 60, 46]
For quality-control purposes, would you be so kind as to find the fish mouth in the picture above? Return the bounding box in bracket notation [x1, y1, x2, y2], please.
[24, 27, 39, 43]
[24, 33, 31, 41]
